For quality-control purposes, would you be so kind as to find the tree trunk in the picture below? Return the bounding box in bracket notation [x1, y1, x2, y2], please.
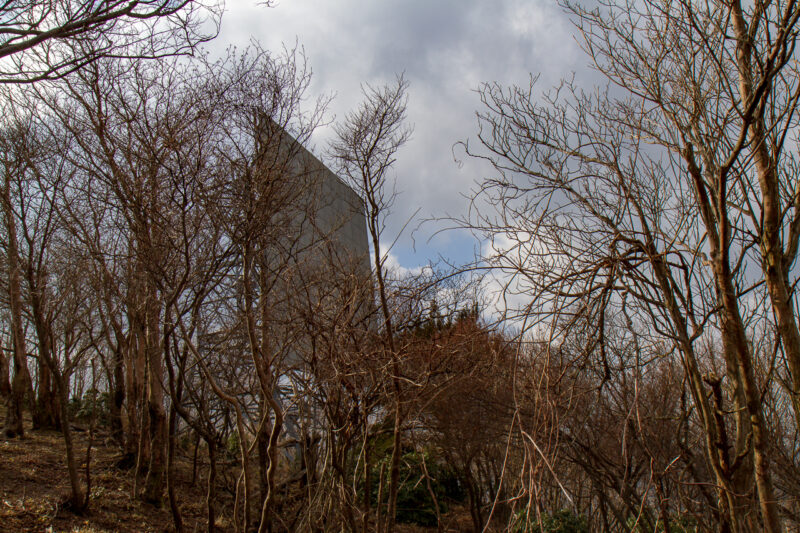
[644, 232, 745, 530]
[727, 6, 789, 529]
[2, 173, 30, 439]
[5, 351, 27, 438]
[368, 211, 403, 533]
[30, 297, 60, 431]
[257, 404, 284, 533]
[142, 298, 166, 505]
[110, 342, 126, 444]
[258, 421, 269, 503]
[123, 303, 146, 467]
[207, 439, 218, 533]
[385, 393, 402, 533]
[715, 266, 781, 533]
[34, 360, 60, 429]
[192, 432, 200, 487]
[0, 340, 10, 399]
[464, 469, 483, 533]
[56, 369, 86, 512]
[167, 402, 183, 532]
[362, 430, 371, 533]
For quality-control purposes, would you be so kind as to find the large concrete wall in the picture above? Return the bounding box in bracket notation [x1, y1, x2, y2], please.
[293, 140, 370, 271]
[195, 121, 372, 448]
[261, 127, 373, 452]
[257, 118, 370, 277]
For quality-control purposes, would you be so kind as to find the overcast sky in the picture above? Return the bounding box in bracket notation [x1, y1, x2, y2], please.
[214, 0, 586, 274]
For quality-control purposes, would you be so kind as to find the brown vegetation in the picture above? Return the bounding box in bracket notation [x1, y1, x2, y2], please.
[3, 1, 800, 532]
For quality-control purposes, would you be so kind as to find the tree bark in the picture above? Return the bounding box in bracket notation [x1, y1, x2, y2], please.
[55, 367, 86, 512]
[142, 296, 167, 505]
[0, 339, 10, 399]
[29, 285, 61, 430]
[110, 347, 126, 443]
[123, 299, 147, 466]
[206, 439, 218, 533]
[167, 401, 183, 532]
[2, 171, 31, 438]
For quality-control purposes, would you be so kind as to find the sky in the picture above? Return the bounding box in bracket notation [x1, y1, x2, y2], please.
[212, 0, 586, 276]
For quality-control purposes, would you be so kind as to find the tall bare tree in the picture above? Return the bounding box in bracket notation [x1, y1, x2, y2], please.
[0, 0, 221, 83]
[462, 1, 800, 529]
[330, 74, 412, 533]
[0, 116, 35, 439]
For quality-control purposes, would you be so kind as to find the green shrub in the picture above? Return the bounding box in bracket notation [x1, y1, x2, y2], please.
[68, 388, 111, 424]
[513, 508, 589, 533]
[626, 515, 698, 533]
[226, 430, 240, 457]
[362, 438, 464, 527]
[393, 449, 457, 527]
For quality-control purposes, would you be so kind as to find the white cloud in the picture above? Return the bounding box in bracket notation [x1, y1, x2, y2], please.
[380, 245, 432, 279]
[210, 2, 598, 336]
[212, 1, 585, 271]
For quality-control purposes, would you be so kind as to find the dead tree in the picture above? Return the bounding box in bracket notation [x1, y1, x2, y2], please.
[0, 0, 220, 83]
[329, 74, 412, 533]
[462, 0, 799, 523]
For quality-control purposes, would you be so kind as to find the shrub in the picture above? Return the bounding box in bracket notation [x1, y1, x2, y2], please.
[513, 508, 589, 533]
[362, 438, 464, 527]
[68, 388, 111, 425]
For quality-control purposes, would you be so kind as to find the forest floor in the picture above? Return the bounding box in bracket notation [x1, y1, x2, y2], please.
[0, 419, 212, 532]
[0, 415, 477, 532]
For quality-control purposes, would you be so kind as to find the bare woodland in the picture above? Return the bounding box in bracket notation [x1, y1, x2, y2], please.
[1, 1, 800, 532]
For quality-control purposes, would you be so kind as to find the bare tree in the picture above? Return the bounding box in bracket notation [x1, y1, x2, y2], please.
[330, 74, 412, 533]
[33, 50, 227, 506]
[0, 0, 221, 83]
[0, 116, 35, 439]
[0, 91, 105, 510]
[462, 0, 800, 528]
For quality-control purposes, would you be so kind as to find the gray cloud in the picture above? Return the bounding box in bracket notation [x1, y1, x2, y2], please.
[216, 0, 586, 268]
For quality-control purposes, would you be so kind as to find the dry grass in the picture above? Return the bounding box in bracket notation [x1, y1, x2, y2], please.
[0, 416, 218, 533]
[0, 412, 479, 532]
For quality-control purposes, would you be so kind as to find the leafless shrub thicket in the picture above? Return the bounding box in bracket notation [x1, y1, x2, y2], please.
[462, 0, 800, 531]
[0, 9, 507, 532]
[6, 1, 800, 533]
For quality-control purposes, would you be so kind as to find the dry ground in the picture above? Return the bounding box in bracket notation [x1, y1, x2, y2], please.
[0, 417, 221, 533]
[0, 415, 479, 532]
